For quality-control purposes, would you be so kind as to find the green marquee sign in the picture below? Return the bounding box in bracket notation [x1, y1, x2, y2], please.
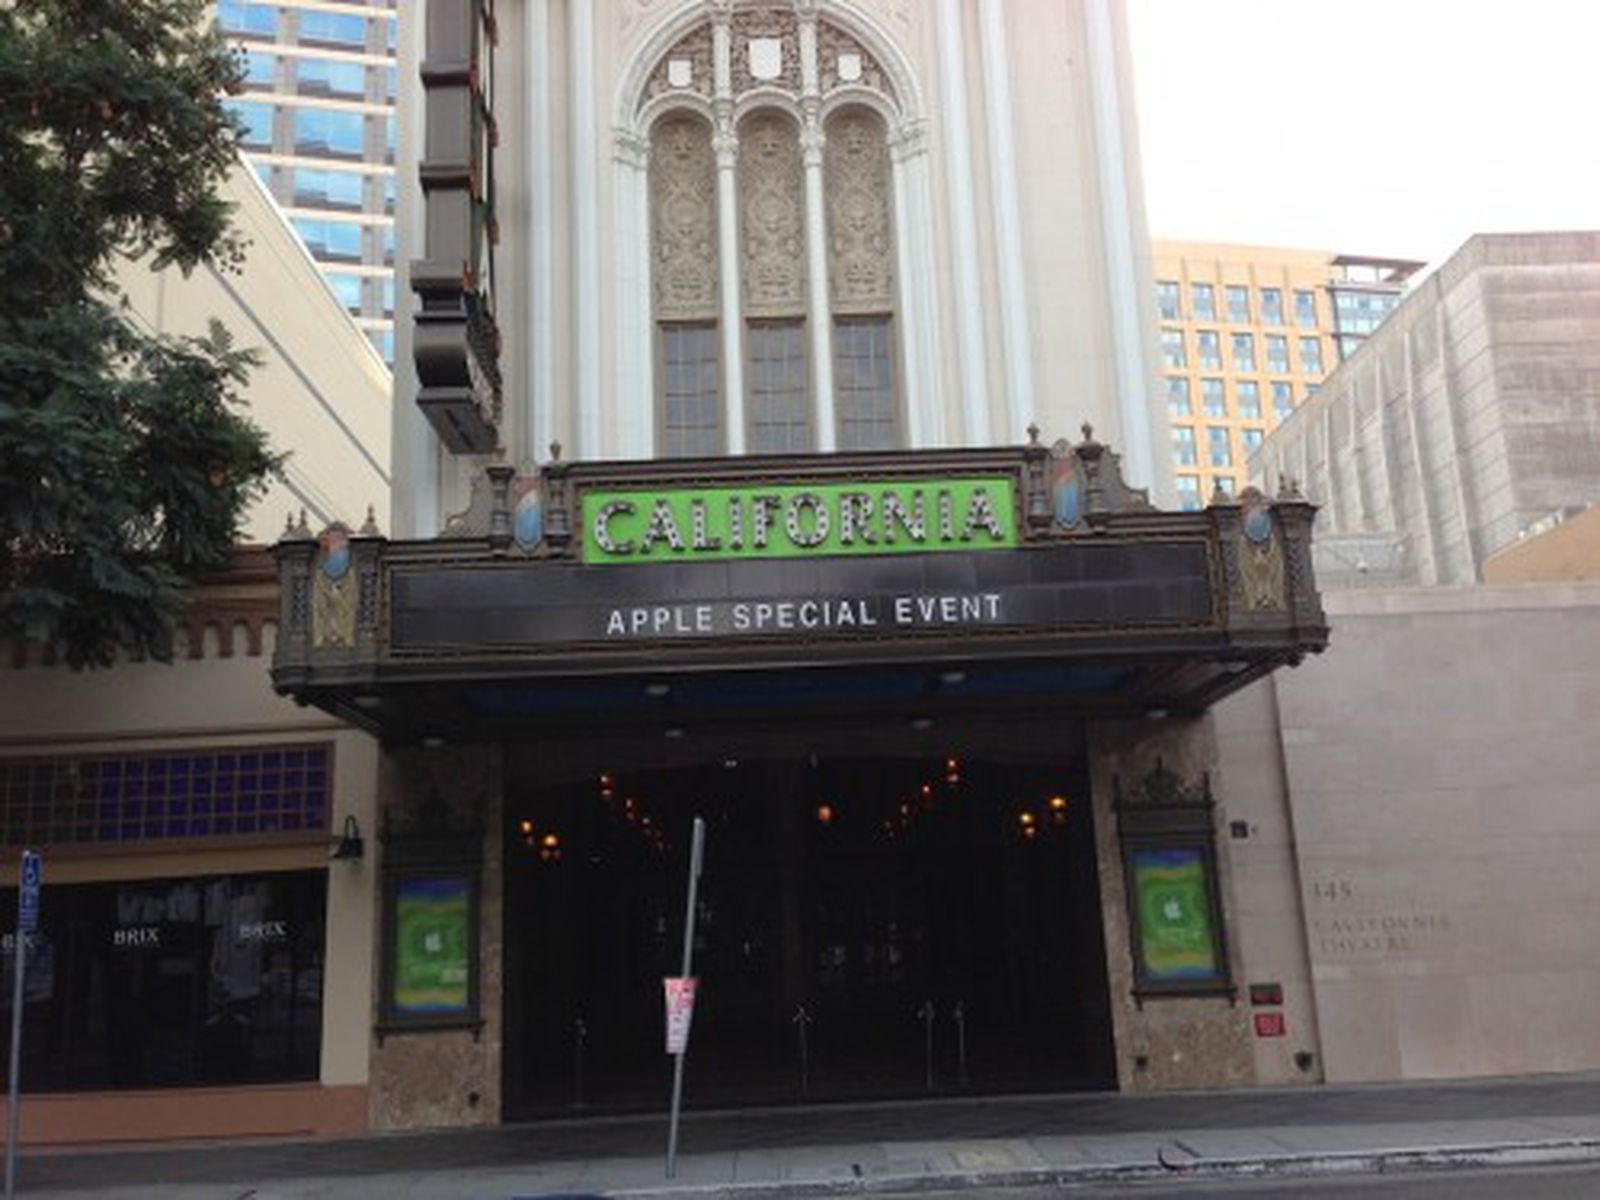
[581, 476, 1017, 564]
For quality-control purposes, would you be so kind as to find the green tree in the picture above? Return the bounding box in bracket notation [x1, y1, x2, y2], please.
[0, 0, 281, 667]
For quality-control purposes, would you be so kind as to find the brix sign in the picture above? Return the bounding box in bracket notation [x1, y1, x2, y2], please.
[582, 477, 1017, 564]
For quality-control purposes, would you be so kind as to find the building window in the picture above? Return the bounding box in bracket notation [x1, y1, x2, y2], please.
[367, 327, 394, 364]
[1265, 333, 1289, 373]
[382, 173, 397, 215]
[1160, 328, 1186, 369]
[1236, 380, 1261, 419]
[1271, 381, 1294, 421]
[1337, 334, 1364, 361]
[290, 217, 363, 262]
[1260, 287, 1283, 326]
[1195, 330, 1221, 369]
[1299, 336, 1324, 375]
[1191, 282, 1215, 320]
[1201, 378, 1226, 418]
[296, 57, 367, 99]
[297, 9, 368, 50]
[1172, 426, 1197, 467]
[1225, 285, 1249, 324]
[380, 224, 395, 266]
[1155, 280, 1180, 320]
[833, 317, 899, 450]
[381, 276, 396, 318]
[385, 65, 398, 103]
[747, 320, 811, 453]
[1165, 376, 1190, 417]
[292, 167, 363, 210]
[0, 870, 327, 1092]
[1230, 332, 1255, 372]
[217, 0, 278, 38]
[1207, 426, 1232, 467]
[1242, 428, 1264, 455]
[1176, 475, 1201, 511]
[1213, 475, 1236, 499]
[1294, 289, 1318, 329]
[660, 324, 722, 456]
[293, 107, 364, 158]
[325, 271, 363, 313]
[223, 99, 274, 149]
[241, 50, 276, 88]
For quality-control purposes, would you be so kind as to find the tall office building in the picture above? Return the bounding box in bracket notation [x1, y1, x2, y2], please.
[1153, 241, 1419, 509]
[218, 0, 399, 365]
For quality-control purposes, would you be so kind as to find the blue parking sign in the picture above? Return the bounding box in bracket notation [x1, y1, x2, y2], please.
[17, 851, 41, 935]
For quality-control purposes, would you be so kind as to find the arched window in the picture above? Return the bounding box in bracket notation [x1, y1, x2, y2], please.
[649, 115, 720, 456]
[825, 108, 898, 449]
[739, 111, 809, 453]
[636, 7, 911, 457]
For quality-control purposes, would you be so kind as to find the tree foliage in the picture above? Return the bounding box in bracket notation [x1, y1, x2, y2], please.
[0, 0, 281, 667]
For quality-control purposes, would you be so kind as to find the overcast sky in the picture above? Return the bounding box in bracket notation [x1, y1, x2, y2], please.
[1126, 0, 1600, 270]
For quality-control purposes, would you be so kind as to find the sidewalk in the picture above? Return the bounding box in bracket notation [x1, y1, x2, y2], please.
[18, 1073, 1600, 1198]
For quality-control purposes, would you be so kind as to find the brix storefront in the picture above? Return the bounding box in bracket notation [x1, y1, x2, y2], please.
[271, 434, 1328, 1126]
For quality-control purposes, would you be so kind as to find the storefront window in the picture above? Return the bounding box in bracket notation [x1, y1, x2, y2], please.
[0, 870, 326, 1091]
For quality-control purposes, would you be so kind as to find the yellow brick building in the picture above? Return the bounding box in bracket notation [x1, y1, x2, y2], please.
[1151, 241, 1419, 507]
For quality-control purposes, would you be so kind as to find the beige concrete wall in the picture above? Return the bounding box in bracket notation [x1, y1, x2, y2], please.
[1274, 583, 1600, 1082]
[1210, 677, 1324, 1086]
[118, 166, 392, 541]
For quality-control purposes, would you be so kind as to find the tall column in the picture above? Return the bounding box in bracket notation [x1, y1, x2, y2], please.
[978, 0, 1035, 442]
[613, 131, 654, 459]
[935, 0, 992, 445]
[569, 0, 602, 458]
[797, 12, 835, 451]
[525, 0, 555, 465]
[890, 125, 943, 448]
[1084, 0, 1158, 492]
[712, 11, 745, 453]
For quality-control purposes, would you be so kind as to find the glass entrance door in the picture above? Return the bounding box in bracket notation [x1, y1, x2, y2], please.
[503, 753, 1113, 1116]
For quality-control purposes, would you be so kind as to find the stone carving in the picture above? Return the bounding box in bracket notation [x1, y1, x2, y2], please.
[650, 116, 719, 320]
[738, 113, 806, 314]
[311, 524, 356, 648]
[824, 110, 894, 311]
[732, 6, 800, 95]
[818, 19, 894, 99]
[1114, 757, 1214, 811]
[1238, 487, 1287, 611]
[641, 21, 714, 108]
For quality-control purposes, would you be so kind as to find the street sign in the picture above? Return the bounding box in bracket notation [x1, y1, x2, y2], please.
[17, 851, 41, 935]
[664, 977, 698, 1055]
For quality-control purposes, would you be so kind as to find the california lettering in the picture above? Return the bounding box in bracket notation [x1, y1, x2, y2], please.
[581, 477, 1017, 564]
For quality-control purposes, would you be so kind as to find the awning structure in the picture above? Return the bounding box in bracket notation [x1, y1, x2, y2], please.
[271, 431, 1328, 743]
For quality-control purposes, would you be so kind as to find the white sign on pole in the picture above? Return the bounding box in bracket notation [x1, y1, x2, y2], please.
[664, 976, 698, 1055]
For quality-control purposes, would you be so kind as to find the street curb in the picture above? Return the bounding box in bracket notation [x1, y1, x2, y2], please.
[590, 1136, 1600, 1199]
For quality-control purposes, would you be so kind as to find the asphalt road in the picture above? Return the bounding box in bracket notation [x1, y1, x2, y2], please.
[898, 1162, 1600, 1198]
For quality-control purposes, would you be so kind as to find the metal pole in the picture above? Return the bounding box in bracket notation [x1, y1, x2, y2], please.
[666, 817, 705, 1180]
[793, 1005, 811, 1098]
[6, 852, 37, 1200]
[953, 1000, 968, 1089]
[572, 1017, 586, 1109]
[919, 1000, 935, 1092]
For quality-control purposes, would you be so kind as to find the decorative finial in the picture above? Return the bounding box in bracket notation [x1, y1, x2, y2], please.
[1210, 479, 1233, 506]
[359, 504, 381, 537]
[284, 511, 295, 536]
[1026, 422, 1040, 447]
[549, 440, 562, 463]
[288, 508, 313, 541]
[1081, 421, 1096, 444]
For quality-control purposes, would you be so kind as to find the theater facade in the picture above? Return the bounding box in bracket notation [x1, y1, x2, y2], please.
[270, 434, 1328, 1125]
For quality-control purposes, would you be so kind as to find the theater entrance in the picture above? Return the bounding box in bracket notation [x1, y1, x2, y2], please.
[503, 743, 1116, 1116]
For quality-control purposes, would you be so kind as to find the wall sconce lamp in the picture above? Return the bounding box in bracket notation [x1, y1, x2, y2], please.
[330, 814, 365, 862]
